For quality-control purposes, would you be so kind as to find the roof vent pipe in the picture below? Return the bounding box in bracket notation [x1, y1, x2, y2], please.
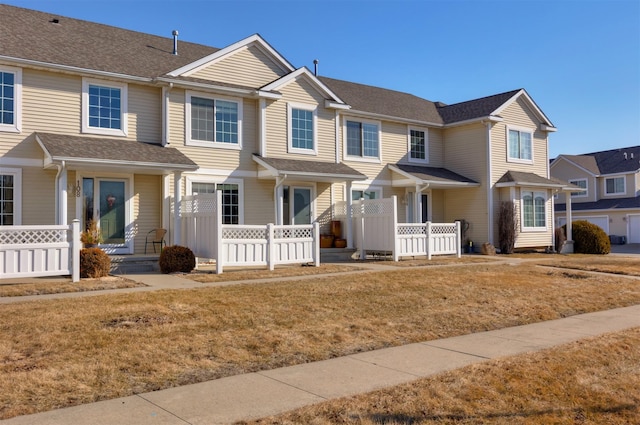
[172, 30, 179, 55]
[313, 59, 319, 76]
[624, 152, 628, 160]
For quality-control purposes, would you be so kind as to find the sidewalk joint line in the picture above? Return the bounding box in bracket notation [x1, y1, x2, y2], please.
[255, 372, 330, 401]
[135, 394, 194, 425]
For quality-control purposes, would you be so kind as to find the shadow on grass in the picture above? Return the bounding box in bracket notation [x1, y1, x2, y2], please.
[366, 403, 638, 424]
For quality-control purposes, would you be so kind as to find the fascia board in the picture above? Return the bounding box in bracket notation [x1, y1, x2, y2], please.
[442, 115, 503, 128]
[344, 109, 444, 128]
[167, 34, 295, 77]
[492, 89, 555, 128]
[155, 77, 255, 96]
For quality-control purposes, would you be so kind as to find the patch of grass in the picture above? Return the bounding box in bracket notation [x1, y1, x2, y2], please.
[0, 262, 639, 419]
[364, 256, 498, 267]
[0, 276, 143, 297]
[186, 264, 363, 283]
[248, 328, 640, 424]
[542, 256, 640, 276]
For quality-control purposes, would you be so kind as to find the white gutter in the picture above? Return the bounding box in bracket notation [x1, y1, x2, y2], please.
[162, 83, 173, 147]
[345, 109, 443, 127]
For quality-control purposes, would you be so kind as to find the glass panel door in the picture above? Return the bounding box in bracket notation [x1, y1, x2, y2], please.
[98, 180, 126, 245]
[292, 187, 311, 225]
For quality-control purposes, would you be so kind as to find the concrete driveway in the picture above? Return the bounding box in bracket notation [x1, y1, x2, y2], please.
[610, 243, 640, 255]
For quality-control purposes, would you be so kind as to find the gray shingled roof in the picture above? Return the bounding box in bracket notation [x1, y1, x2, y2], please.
[557, 146, 640, 175]
[36, 132, 198, 169]
[319, 76, 444, 125]
[1, 4, 217, 78]
[436, 90, 521, 124]
[555, 196, 640, 212]
[391, 164, 478, 185]
[496, 171, 570, 188]
[253, 155, 366, 180]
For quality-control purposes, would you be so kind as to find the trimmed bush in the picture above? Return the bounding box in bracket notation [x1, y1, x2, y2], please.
[159, 245, 196, 274]
[554, 227, 566, 253]
[80, 248, 111, 278]
[565, 220, 611, 254]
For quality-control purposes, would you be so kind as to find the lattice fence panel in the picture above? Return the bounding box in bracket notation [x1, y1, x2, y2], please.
[397, 225, 427, 235]
[431, 224, 457, 235]
[0, 228, 67, 245]
[222, 227, 268, 240]
[275, 227, 313, 239]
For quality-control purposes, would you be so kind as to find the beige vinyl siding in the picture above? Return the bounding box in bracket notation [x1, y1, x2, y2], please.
[427, 128, 444, 167]
[316, 182, 333, 234]
[170, 89, 258, 171]
[550, 160, 597, 204]
[491, 98, 548, 184]
[128, 85, 162, 143]
[191, 44, 287, 88]
[243, 178, 274, 225]
[431, 189, 445, 222]
[132, 174, 162, 254]
[442, 123, 488, 243]
[264, 78, 335, 162]
[21, 167, 57, 225]
[512, 187, 554, 248]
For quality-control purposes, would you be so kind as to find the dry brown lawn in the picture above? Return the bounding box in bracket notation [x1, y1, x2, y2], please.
[542, 255, 640, 276]
[247, 328, 640, 425]
[1, 259, 639, 419]
[187, 263, 363, 283]
[0, 276, 143, 297]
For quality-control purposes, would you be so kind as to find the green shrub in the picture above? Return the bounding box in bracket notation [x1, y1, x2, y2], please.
[565, 220, 610, 254]
[80, 248, 111, 278]
[159, 245, 195, 274]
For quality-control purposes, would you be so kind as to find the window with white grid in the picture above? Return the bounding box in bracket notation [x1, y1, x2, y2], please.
[186, 91, 242, 149]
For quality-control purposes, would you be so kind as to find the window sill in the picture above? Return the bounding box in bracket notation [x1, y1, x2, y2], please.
[186, 140, 242, 150]
[0, 125, 20, 133]
[407, 157, 429, 165]
[288, 147, 317, 156]
[344, 156, 381, 164]
[521, 227, 548, 233]
[507, 157, 533, 165]
[82, 127, 127, 137]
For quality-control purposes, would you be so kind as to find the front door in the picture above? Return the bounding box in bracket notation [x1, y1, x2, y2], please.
[292, 187, 312, 224]
[83, 177, 130, 253]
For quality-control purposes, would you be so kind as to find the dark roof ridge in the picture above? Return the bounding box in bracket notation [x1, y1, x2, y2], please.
[562, 145, 640, 157]
[437, 88, 522, 110]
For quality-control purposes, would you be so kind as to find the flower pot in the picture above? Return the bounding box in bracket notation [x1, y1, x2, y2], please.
[320, 235, 334, 248]
[334, 238, 347, 248]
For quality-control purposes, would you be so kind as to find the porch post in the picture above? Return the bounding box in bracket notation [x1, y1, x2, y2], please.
[346, 180, 353, 248]
[563, 192, 574, 253]
[58, 166, 68, 225]
[414, 187, 420, 223]
[173, 171, 182, 246]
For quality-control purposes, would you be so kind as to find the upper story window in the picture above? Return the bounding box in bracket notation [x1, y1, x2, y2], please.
[0, 66, 22, 133]
[186, 91, 242, 149]
[82, 78, 128, 137]
[522, 190, 546, 231]
[408, 128, 428, 163]
[345, 119, 380, 161]
[605, 176, 625, 195]
[569, 179, 588, 197]
[288, 103, 317, 155]
[507, 127, 533, 163]
[0, 168, 21, 225]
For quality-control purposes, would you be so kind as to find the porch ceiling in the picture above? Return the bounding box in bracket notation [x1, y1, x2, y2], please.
[253, 155, 366, 183]
[35, 132, 198, 175]
[389, 163, 479, 189]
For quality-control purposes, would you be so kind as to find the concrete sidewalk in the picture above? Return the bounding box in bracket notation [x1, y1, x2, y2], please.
[2, 304, 639, 425]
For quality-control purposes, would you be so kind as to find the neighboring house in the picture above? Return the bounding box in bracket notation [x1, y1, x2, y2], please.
[0, 4, 566, 254]
[551, 146, 640, 243]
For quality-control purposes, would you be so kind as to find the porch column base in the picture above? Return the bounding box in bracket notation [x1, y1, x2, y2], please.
[561, 240, 574, 254]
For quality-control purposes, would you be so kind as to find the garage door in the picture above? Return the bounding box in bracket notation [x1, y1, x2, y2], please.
[557, 216, 609, 234]
[629, 215, 640, 243]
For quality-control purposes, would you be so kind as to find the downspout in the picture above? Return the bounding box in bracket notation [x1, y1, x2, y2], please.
[274, 174, 287, 225]
[162, 82, 173, 147]
[335, 110, 340, 164]
[259, 98, 267, 157]
[485, 121, 494, 244]
[54, 163, 62, 225]
[54, 161, 68, 225]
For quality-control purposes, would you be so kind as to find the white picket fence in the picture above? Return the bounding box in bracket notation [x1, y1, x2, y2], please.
[174, 192, 320, 274]
[335, 196, 461, 260]
[0, 220, 80, 282]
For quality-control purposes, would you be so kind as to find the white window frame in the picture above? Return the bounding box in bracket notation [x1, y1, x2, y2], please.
[569, 178, 588, 198]
[82, 78, 128, 137]
[521, 190, 547, 232]
[349, 184, 382, 201]
[343, 117, 381, 163]
[185, 91, 243, 150]
[0, 167, 22, 225]
[604, 175, 626, 196]
[507, 125, 534, 164]
[287, 102, 317, 155]
[186, 176, 244, 224]
[407, 127, 429, 164]
[0, 66, 22, 134]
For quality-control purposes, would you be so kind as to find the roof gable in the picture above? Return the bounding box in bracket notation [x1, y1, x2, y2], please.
[167, 34, 295, 79]
[551, 155, 600, 176]
[437, 90, 521, 124]
[261, 68, 348, 106]
[553, 146, 640, 176]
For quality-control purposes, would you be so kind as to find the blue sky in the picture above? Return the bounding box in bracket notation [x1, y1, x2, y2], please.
[5, 0, 640, 157]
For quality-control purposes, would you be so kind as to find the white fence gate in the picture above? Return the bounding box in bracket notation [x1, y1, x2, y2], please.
[0, 220, 80, 282]
[173, 191, 320, 274]
[335, 196, 461, 260]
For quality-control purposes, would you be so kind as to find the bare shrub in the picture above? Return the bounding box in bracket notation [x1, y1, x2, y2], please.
[498, 201, 517, 254]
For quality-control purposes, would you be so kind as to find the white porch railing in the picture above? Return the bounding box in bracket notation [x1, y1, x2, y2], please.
[0, 220, 80, 282]
[173, 191, 320, 274]
[334, 196, 461, 260]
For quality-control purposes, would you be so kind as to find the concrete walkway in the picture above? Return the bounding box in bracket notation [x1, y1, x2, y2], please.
[2, 304, 639, 425]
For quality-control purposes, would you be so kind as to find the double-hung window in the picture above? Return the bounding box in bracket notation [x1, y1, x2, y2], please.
[569, 179, 587, 197]
[186, 91, 242, 149]
[408, 128, 428, 163]
[605, 176, 625, 195]
[507, 127, 533, 162]
[345, 119, 380, 160]
[288, 103, 316, 154]
[0, 66, 21, 133]
[522, 190, 546, 230]
[0, 168, 21, 225]
[82, 78, 127, 136]
[191, 181, 241, 224]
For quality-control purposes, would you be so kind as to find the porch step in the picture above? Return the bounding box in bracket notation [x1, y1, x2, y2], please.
[109, 255, 160, 275]
[320, 248, 358, 263]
